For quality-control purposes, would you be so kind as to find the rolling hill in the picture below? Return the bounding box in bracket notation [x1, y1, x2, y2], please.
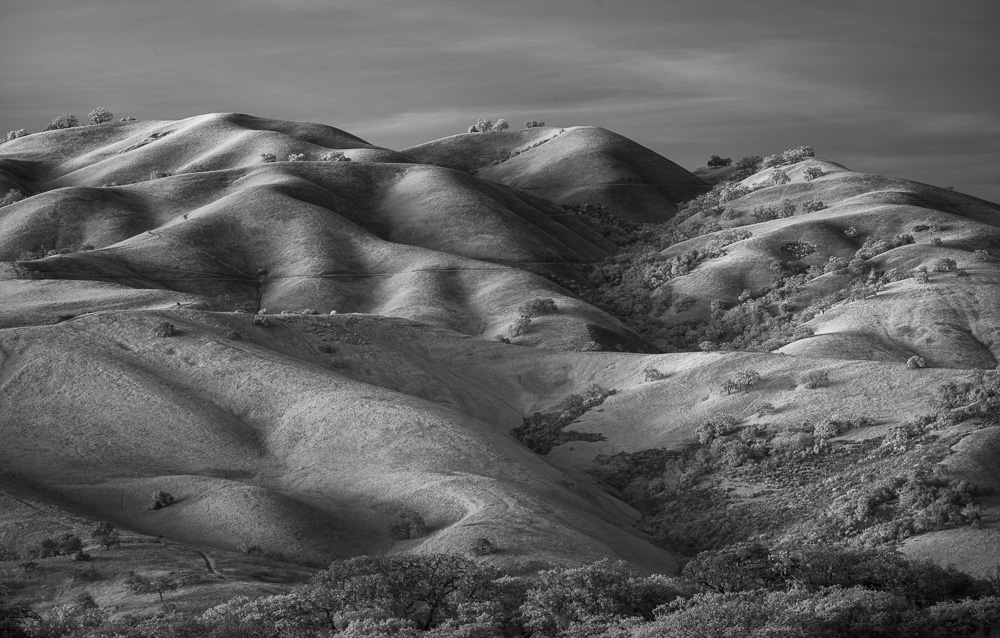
[2, 116, 999, 622]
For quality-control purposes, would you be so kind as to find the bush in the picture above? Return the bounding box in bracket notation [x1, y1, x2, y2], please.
[907, 356, 926, 369]
[930, 237, 943, 246]
[707, 155, 732, 168]
[511, 385, 614, 454]
[88, 107, 114, 125]
[389, 509, 428, 540]
[468, 537, 497, 556]
[802, 199, 826, 213]
[524, 120, 545, 128]
[644, 367, 666, 381]
[769, 169, 790, 186]
[518, 298, 557, 317]
[150, 321, 176, 338]
[802, 370, 830, 389]
[91, 522, 121, 550]
[696, 416, 739, 444]
[287, 153, 306, 162]
[252, 314, 270, 328]
[152, 490, 175, 509]
[803, 166, 823, 180]
[0, 189, 25, 208]
[43, 114, 78, 130]
[260, 153, 277, 163]
[495, 119, 509, 131]
[4, 129, 28, 142]
[779, 241, 815, 259]
[468, 119, 493, 133]
[722, 370, 761, 394]
[974, 250, 990, 262]
[934, 258, 957, 272]
[732, 155, 763, 180]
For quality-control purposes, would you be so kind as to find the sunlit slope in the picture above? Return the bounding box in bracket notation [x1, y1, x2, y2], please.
[653, 158, 1000, 366]
[404, 126, 710, 223]
[0, 310, 676, 572]
[0, 118, 641, 347]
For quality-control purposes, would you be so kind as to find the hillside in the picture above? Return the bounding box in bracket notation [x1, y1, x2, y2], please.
[403, 126, 710, 223]
[2, 118, 1000, 629]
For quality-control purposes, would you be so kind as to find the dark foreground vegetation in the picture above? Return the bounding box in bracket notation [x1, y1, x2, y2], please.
[4, 548, 1000, 637]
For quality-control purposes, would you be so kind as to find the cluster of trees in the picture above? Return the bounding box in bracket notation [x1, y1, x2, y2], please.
[467, 118, 509, 133]
[6, 549, 999, 637]
[511, 384, 614, 454]
[500, 297, 558, 341]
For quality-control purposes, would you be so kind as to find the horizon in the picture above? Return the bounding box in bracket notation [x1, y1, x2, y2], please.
[1, 0, 998, 203]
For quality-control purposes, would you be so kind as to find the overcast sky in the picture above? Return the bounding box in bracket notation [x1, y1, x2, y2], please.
[2, 0, 998, 202]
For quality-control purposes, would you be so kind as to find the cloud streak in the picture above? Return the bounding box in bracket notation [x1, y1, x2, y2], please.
[1, 0, 997, 201]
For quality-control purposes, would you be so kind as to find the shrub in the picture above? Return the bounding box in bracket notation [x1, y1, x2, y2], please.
[495, 119, 509, 131]
[388, 509, 427, 540]
[906, 356, 926, 369]
[319, 151, 350, 161]
[252, 314, 270, 328]
[733, 155, 763, 179]
[524, 120, 545, 128]
[152, 490, 175, 509]
[722, 370, 761, 394]
[803, 166, 823, 180]
[149, 170, 171, 180]
[91, 522, 121, 550]
[802, 199, 826, 213]
[696, 416, 739, 444]
[44, 114, 78, 130]
[88, 107, 114, 125]
[934, 258, 957, 272]
[518, 298, 557, 317]
[4, 129, 28, 142]
[779, 241, 815, 259]
[35, 534, 83, 558]
[644, 366, 666, 381]
[930, 237, 943, 246]
[125, 570, 198, 602]
[843, 226, 859, 237]
[467, 537, 497, 556]
[707, 155, 732, 168]
[511, 385, 614, 454]
[0, 189, 25, 207]
[813, 418, 848, 440]
[769, 169, 790, 186]
[974, 250, 990, 262]
[468, 119, 493, 133]
[912, 224, 929, 232]
[287, 153, 306, 162]
[260, 153, 277, 163]
[508, 315, 532, 338]
[150, 321, 176, 338]
[802, 370, 830, 389]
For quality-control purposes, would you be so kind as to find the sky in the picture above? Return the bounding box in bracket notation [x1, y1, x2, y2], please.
[2, 0, 998, 202]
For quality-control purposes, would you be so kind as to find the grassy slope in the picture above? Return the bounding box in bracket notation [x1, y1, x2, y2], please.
[654, 158, 1000, 366]
[404, 126, 711, 224]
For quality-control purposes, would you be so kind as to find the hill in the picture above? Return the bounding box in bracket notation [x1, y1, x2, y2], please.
[2, 118, 1000, 626]
[403, 126, 710, 223]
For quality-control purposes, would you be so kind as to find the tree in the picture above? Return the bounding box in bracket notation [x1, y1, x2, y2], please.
[91, 522, 122, 550]
[524, 120, 545, 128]
[468, 119, 493, 133]
[933, 258, 957, 272]
[308, 554, 486, 631]
[0, 189, 24, 208]
[152, 490, 175, 509]
[44, 114, 79, 130]
[495, 119, 509, 131]
[803, 166, 823, 180]
[4, 129, 28, 142]
[260, 153, 277, 163]
[707, 155, 732, 168]
[88, 107, 114, 125]
[389, 509, 427, 540]
[124, 570, 198, 602]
